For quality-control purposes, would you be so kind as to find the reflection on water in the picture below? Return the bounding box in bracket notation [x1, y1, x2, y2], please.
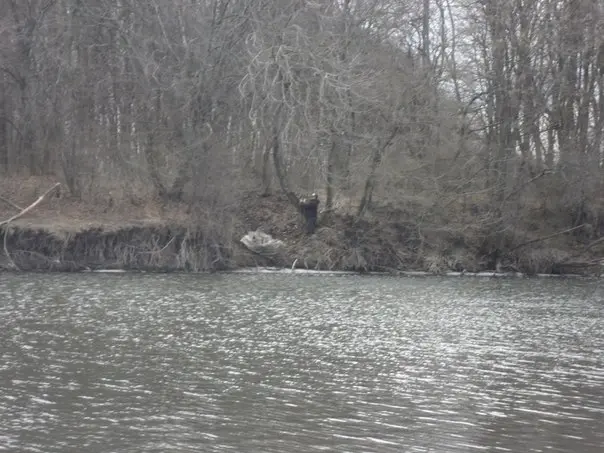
[1, 273, 603, 452]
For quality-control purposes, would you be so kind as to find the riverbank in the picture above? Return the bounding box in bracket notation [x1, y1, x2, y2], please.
[1, 221, 601, 276]
[1, 177, 603, 275]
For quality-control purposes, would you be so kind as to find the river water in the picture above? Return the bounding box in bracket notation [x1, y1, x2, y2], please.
[0, 273, 603, 452]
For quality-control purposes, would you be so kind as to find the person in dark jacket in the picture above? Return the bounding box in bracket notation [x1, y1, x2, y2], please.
[299, 193, 319, 234]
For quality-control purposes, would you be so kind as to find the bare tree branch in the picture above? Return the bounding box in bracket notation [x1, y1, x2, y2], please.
[0, 183, 60, 227]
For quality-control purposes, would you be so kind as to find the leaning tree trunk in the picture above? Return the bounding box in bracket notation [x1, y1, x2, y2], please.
[357, 127, 399, 218]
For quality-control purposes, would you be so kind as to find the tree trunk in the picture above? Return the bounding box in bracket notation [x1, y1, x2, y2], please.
[261, 146, 272, 196]
[325, 139, 336, 211]
[357, 127, 399, 218]
[271, 106, 299, 208]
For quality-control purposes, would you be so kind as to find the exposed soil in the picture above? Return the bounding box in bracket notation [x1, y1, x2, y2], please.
[1, 177, 603, 275]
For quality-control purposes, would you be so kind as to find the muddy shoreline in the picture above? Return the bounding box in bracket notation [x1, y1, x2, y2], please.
[1, 223, 601, 277]
[0, 225, 220, 272]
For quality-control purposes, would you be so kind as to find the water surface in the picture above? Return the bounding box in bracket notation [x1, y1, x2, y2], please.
[1, 273, 603, 452]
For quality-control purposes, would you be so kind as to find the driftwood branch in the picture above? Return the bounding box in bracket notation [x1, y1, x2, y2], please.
[1, 183, 61, 270]
[510, 223, 585, 252]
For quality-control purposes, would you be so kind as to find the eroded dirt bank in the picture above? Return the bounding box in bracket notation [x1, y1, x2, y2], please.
[0, 213, 419, 273]
[0, 225, 219, 272]
[1, 178, 602, 275]
[1, 208, 602, 276]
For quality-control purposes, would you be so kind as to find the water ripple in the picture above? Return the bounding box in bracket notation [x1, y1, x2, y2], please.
[0, 274, 603, 452]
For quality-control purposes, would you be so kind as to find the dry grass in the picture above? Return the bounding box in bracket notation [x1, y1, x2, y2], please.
[0, 175, 192, 234]
[515, 247, 571, 275]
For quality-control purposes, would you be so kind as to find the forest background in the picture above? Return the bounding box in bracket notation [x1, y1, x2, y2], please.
[1, 0, 604, 274]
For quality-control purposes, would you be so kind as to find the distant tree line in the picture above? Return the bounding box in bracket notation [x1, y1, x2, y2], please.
[1, 0, 604, 248]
